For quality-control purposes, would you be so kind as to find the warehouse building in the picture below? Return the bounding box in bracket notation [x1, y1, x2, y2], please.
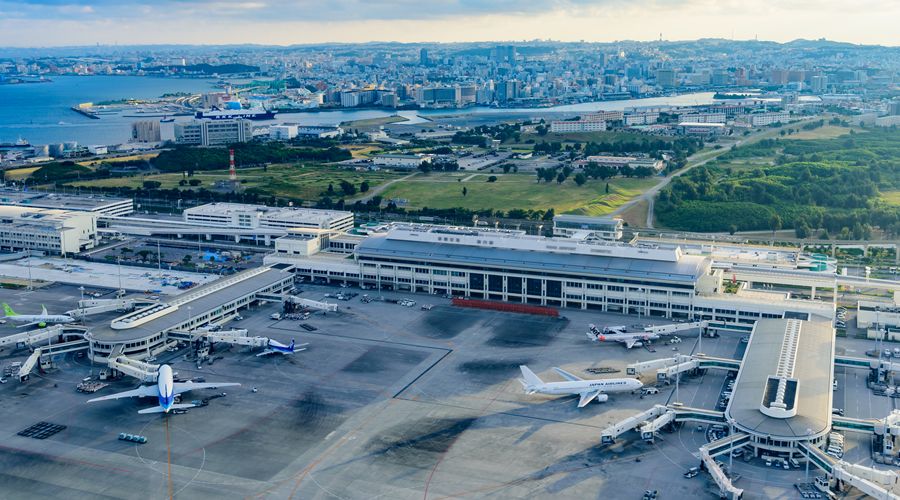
[183, 203, 354, 233]
[0, 190, 133, 217]
[0, 206, 98, 255]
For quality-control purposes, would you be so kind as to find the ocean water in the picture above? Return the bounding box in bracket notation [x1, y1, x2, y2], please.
[0, 75, 716, 146]
[0, 75, 218, 145]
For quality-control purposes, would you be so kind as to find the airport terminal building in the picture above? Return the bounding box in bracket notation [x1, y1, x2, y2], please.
[265, 224, 834, 324]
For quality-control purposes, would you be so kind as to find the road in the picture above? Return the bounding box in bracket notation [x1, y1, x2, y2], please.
[347, 171, 418, 204]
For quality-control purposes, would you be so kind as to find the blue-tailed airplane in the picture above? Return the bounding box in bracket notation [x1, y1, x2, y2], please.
[256, 338, 308, 357]
[87, 365, 239, 414]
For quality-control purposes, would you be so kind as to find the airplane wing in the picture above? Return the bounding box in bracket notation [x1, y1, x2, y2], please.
[16, 322, 40, 329]
[87, 384, 158, 403]
[255, 349, 275, 357]
[552, 367, 583, 382]
[577, 390, 603, 408]
[172, 382, 240, 395]
[624, 338, 638, 349]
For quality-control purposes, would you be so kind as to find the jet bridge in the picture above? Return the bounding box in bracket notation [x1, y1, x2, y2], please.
[0, 325, 87, 349]
[639, 408, 677, 443]
[699, 435, 746, 500]
[600, 405, 670, 445]
[627, 354, 740, 381]
[203, 329, 268, 348]
[798, 441, 900, 500]
[67, 298, 152, 318]
[107, 350, 159, 382]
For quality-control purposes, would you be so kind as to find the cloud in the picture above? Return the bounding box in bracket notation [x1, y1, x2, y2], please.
[0, 0, 897, 47]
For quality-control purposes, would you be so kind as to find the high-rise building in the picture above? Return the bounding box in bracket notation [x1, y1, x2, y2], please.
[655, 68, 676, 88]
[131, 120, 161, 143]
[810, 75, 827, 93]
[492, 45, 516, 64]
[419, 48, 429, 66]
[175, 119, 252, 146]
[890, 99, 900, 116]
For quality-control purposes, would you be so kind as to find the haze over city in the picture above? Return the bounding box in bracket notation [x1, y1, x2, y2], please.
[1, 0, 899, 46]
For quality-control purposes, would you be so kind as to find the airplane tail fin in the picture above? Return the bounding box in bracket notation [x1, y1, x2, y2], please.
[138, 403, 195, 414]
[41, 305, 48, 315]
[519, 365, 543, 386]
[2, 303, 17, 317]
[289, 339, 295, 351]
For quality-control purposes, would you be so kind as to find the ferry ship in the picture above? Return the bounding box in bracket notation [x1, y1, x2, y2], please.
[195, 108, 276, 120]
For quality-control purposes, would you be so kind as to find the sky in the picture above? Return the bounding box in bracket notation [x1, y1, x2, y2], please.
[1, 0, 899, 47]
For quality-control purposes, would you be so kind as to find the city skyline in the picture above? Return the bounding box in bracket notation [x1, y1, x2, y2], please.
[1, 0, 899, 47]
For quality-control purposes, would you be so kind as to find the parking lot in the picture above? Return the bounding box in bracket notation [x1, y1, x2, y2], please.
[0, 280, 895, 499]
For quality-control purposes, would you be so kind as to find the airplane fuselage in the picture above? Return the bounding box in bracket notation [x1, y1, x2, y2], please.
[9, 315, 74, 325]
[157, 365, 176, 412]
[527, 378, 643, 396]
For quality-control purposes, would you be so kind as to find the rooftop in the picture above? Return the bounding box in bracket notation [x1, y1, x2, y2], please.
[726, 319, 834, 439]
[0, 191, 131, 211]
[356, 233, 708, 284]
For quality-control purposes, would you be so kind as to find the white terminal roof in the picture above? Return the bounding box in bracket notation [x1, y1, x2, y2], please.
[726, 319, 834, 439]
[184, 203, 351, 223]
[0, 190, 131, 211]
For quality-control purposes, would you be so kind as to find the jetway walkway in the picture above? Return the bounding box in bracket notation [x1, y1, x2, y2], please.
[600, 404, 726, 445]
[286, 295, 338, 312]
[17, 338, 89, 381]
[0, 325, 87, 349]
[67, 298, 151, 318]
[704, 433, 751, 458]
[640, 408, 676, 442]
[671, 406, 727, 424]
[601, 405, 669, 445]
[627, 354, 740, 381]
[798, 442, 900, 499]
[107, 349, 159, 382]
[699, 435, 745, 499]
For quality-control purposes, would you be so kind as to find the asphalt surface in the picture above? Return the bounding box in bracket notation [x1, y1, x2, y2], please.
[0, 282, 895, 499]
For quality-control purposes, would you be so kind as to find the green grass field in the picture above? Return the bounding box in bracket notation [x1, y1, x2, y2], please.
[882, 190, 900, 206]
[520, 130, 672, 145]
[68, 164, 403, 200]
[379, 172, 656, 214]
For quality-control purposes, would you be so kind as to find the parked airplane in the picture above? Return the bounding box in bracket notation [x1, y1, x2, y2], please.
[2, 303, 75, 328]
[256, 338, 308, 357]
[87, 365, 240, 414]
[586, 324, 659, 349]
[519, 365, 643, 408]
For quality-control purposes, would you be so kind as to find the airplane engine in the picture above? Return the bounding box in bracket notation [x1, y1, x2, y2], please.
[595, 394, 609, 403]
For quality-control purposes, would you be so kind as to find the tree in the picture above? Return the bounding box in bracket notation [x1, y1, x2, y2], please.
[182, 255, 192, 266]
[462, 186, 468, 197]
[728, 224, 737, 235]
[487, 176, 498, 183]
[574, 173, 587, 186]
[605, 182, 610, 194]
[769, 213, 783, 236]
[327, 183, 335, 194]
[556, 172, 566, 184]
[137, 250, 151, 262]
[542, 208, 555, 221]
[360, 181, 370, 193]
[143, 180, 162, 190]
[339, 180, 357, 196]
[188, 179, 202, 186]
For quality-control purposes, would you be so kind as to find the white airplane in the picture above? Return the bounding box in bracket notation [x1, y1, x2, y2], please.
[2, 303, 75, 328]
[586, 324, 659, 349]
[256, 338, 308, 357]
[87, 365, 240, 414]
[519, 365, 643, 408]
